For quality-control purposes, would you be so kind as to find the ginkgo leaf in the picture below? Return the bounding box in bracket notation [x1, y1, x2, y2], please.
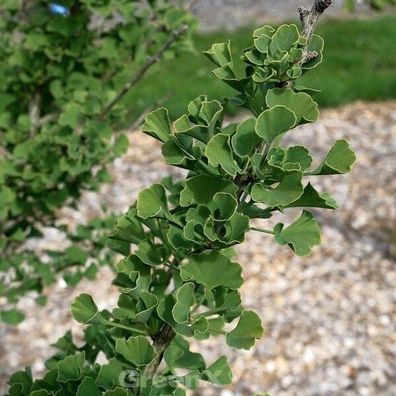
[251, 171, 304, 206]
[205, 133, 241, 176]
[142, 108, 171, 143]
[231, 118, 261, 157]
[57, 352, 85, 383]
[286, 183, 338, 209]
[137, 184, 170, 219]
[203, 41, 233, 68]
[172, 282, 196, 323]
[180, 251, 243, 290]
[95, 358, 124, 390]
[180, 175, 236, 206]
[115, 336, 156, 367]
[202, 356, 233, 385]
[226, 311, 263, 349]
[76, 377, 101, 396]
[211, 192, 238, 222]
[71, 294, 102, 324]
[274, 210, 321, 256]
[266, 88, 319, 125]
[269, 24, 300, 53]
[309, 139, 356, 175]
[164, 335, 205, 372]
[255, 106, 296, 144]
[303, 34, 324, 70]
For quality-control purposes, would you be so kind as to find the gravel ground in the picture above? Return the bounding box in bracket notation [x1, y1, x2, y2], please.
[0, 101, 395, 395]
[190, 0, 374, 31]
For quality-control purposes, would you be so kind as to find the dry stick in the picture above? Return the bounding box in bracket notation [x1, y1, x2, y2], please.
[100, 23, 189, 118]
[298, 0, 332, 64]
[279, 0, 332, 89]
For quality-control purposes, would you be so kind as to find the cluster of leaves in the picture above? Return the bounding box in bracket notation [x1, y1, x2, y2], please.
[0, 0, 195, 321]
[6, 15, 355, 395]
[345, 0, 396, 10]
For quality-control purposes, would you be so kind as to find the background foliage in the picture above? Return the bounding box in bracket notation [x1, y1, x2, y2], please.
[0, 0, 195, 323]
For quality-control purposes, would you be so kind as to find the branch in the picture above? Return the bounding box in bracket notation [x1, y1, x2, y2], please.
[298, 0, 332, 64]
[100, 23, 189, 118]
[29, 92, 41, 137]
[144, 324, 175, 378]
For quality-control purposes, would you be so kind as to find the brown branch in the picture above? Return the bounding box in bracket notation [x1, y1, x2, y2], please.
[100, 23, 189, 118]
[144, 324, 175, 378]
[278, 0, 332, 88]
[298, 0, 332, 64]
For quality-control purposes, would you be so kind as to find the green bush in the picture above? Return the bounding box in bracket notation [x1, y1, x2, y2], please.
[5, 1, 356, 394]
[0, 0, 195, 323]
[345, 0, 396, 10]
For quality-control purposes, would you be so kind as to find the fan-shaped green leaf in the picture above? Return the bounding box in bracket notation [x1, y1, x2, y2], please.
[309, 139, 356, 175]
[203, 41, 232, 67]
[303, 34, 324, 69]
[137, 184, 170, 219]
[206, 133, 241, 176]
[57, 352, 85, 383]
[116, 336, 156, 367]
[71, 293, 102, 324]
[255, 105, 297, 144]
[180, 251, 243, 290]
[274, 210, 321, 256]
[203, 356, 233, 385]
[226, 311, 263, 349]
[286, 183, 338, 209]
[180, 175, 236, 206]
[266, 88, 319, 125]
[270, 24, 300, 53]
[231, 118, 261, 157]
[164, 336, 205, 372]
[142, 108, 171, 143]
[251, 171, 303, 206]
[172, 282, 196, 323]
[95, 358, 124, 390]
[76, 377, 101, 396]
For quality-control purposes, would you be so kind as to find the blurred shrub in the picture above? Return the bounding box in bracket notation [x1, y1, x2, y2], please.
[0, 0, 195, 323]
[345, 0, 396, 10]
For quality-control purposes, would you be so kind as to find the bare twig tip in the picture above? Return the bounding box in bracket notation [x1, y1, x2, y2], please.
[315, 0, 332, 13]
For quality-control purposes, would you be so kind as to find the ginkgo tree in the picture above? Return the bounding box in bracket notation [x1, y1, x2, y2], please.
[5, 0, 356, 395]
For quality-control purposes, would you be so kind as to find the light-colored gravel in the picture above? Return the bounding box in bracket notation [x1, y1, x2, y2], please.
[190, 0, 377, 32]
[0, 101, 395, 395]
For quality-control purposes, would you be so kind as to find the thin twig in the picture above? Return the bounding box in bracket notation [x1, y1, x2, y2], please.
[29, 92, 41, 137]
[251, 227, 275, 235]
[38, 112, 58, 126]
[279, 0, 332, 88]
[100, 23, 189, 118]
[298, 0, 332, 64]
